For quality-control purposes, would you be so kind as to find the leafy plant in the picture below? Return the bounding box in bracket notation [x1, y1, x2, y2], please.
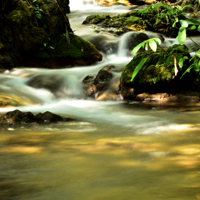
[134, 2, 186, 27]
[131, 38, 162, 81]
[130, 1, 200, 82]
[32, 0, 44, 20]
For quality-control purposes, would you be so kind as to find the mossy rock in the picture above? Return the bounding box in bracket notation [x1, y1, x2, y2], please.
[83, 15, 111, 25]
[82, 2, 190, 37]
[30, 33, 102, 68]
[0, 0, 99, 69]
[120, 44, 192, 94]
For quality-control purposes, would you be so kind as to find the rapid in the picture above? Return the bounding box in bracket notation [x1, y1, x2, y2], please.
[0, 1, 200, 200]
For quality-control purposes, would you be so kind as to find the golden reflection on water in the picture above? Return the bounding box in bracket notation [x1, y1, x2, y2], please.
[0, 121, 200, 200]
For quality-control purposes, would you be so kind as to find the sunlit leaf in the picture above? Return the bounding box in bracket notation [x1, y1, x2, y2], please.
[153, 38, 161, 45]
[180, 20, 188, 28]
[196, 51, 200, 58]
[149, 39, 157, 52]
[131, 58, 148, 81]
[145, 42, 149, 51]
[178, 27, 186, 45]
[131, 41, 147, 55]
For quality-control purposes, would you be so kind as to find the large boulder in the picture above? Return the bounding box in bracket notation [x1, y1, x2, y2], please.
[120, 44, 197, 100]
[0, 0, 102, 69]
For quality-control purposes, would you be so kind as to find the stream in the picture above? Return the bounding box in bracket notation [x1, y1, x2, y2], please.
[0, 2, 200, 200]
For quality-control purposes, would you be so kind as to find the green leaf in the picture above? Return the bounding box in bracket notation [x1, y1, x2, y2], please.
[131, 58, 148, 81]
[145, 42, 149, 51]
[36, 13, 42, 19]
[166, 55, 172, 65]
[149, 39, 157, 52]
[198, 25, 200, 32]
[172, 18, 179, 27]
[131, 41, 147, 55]
[194, 59, 200, 72]
[180, 20, 188, 28]
[196, 51, 200, 58]
[180, 66, 192, 79]
[184, 19, 200, 25]
[177, 27, 186, 45]
[153, 38, 161, 45]
[43, 42, 47, 47]
[178, 56, 188, 68]
[187, 25, 196, 30]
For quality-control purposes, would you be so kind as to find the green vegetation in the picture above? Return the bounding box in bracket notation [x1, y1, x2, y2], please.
[121, 44, 191, 85]
[36, 32, 102, 61]
[124, 1, 200, 84]
[83, 2, 199, 37]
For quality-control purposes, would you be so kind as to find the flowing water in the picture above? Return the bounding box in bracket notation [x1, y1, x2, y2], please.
[0, 2, 200, 200]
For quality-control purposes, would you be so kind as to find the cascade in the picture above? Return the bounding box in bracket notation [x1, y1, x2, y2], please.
[69, 0, 97, 11]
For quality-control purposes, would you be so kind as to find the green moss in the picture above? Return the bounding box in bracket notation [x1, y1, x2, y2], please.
[121, 44, 191, 87]
[36, 33, 101, 60]
[83, 2, 189, 37]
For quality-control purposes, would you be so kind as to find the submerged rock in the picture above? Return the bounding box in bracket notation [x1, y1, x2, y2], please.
[0, 110, 74, 127]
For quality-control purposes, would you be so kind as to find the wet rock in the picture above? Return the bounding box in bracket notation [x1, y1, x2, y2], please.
[0, 110, 74, 127]
[35, 111, 63, 124]
[27, 74, 64, 97]
[82, 64, 122, 100]
[84, 35, 118, 54]
[120, 44, 200, 101]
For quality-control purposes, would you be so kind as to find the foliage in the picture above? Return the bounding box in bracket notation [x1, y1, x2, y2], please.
[32, 0, 44, 20]
[36, 33, 101, 60]
[130, 2, 200, 82]
[133, 3, 186, 27]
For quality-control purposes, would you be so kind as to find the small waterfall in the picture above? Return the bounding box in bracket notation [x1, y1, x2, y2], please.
[70, 0, 97, 11]
[117, 32, 135, 57]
